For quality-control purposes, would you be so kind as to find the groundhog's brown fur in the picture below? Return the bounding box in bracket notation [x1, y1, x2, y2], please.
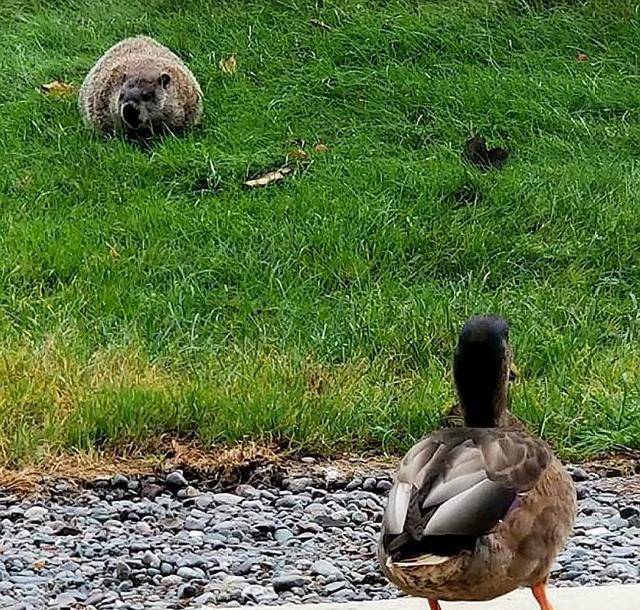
[79, 36, 203, 138]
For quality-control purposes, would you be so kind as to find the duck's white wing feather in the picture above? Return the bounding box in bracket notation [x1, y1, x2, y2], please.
[381, 428, 551, 557]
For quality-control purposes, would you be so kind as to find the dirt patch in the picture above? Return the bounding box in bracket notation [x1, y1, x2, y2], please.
[581, 450, 640, 478]
[0, 441, 281, 495]
[1, 440, 638, 497]
[595, 475, 640, 501]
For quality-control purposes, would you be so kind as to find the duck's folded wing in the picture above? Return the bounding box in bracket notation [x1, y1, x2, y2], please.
[382, 428, 551, 556]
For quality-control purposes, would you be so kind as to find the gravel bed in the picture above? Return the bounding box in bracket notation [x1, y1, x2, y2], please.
[0, 464, 638, 609]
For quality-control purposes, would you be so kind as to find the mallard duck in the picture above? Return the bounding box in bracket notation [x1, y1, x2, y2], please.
[442, 360, 521, 429]
[379, 315, 576, 610]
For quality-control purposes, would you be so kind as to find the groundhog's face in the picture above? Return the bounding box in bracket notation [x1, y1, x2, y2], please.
[118, 72, 171, 132]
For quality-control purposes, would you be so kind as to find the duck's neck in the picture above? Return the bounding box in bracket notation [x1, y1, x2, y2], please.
[454, 343, 510, 428]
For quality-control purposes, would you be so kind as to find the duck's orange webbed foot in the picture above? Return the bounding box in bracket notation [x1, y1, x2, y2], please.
[428, 600, 441, 610]
[531, 582, 555, 610]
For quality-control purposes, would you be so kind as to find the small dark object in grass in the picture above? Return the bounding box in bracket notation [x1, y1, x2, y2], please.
[464, 135, 510, 171]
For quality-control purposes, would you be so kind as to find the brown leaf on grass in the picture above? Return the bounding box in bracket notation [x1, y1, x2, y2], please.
[244, 165, 293, 189]
[106, 243, 120, 258]
[307, 370, 328, 396]
[40, 81, 75, 97]
[313, 143, 329, 153]
[219, 55, 238, 74]
[577, 53, 590, 62]
[310, 18, 332, 31]
[288, 148, 308, 160]
[463, 135, 510, 171]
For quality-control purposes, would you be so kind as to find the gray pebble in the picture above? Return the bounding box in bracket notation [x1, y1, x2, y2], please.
[166, 471, 188, 488]
[24, 507, 48, 521]
[177, 583, 198, 599]
[111, 474, 129, 489]
[176, 566, 201, 580]
[311, 559, 342, 577]
[287, 478, 314, 493]
[273, 574, 309, 592]
[213, 493, 244, 506]
[274, 528, 295, 544]
[114, 560, 132, 580]
[3, 463, 638, 608]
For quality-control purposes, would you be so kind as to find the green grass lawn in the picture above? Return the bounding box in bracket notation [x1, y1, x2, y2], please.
[0, 0, 639, 465]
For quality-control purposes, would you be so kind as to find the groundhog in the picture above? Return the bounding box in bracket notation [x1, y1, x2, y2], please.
[79, 36, 203, 138]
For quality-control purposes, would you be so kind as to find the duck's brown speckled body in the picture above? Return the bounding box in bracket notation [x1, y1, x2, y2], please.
[378, 316, 577, 610]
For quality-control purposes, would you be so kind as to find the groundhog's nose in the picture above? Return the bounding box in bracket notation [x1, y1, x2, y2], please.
[121, 102, 142, 130]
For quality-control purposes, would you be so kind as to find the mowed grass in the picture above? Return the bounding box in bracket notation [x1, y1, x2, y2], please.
[0, 0, 639, 465]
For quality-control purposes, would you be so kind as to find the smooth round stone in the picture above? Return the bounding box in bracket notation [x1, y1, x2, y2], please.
[274, 496, 299, 509]
[24, 507, 48, 521]
[304, 503, 326, 517]
[166, 471, 188, 488]
[184, 518, 207, 531]
[351, 511, 367, 524]
[195, 493, 214, 509]
[362, 478, 377, 491]
[273, 574, 309, 592]
[376, 480, 393, 492]
[311, 560, 342, 578]
[274, 528, 294, 544]
[177, 485, 200, 499]
[176, 567, 201, 580]
[177, 552, 211, 569]
[119, 579, 136, 593]
[213, 493, 244, 506]
[178, 583, 197, 599]
[241, 584, 277, 603]
[52, 593, 77, 607]
[114, 561, 131, 580]
[159, 562, 174, 576]
[111, 474, 129, 490]
[286, 478, 314, 493]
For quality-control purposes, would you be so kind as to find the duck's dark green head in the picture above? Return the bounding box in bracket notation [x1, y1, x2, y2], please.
[454, 315, 512, 428]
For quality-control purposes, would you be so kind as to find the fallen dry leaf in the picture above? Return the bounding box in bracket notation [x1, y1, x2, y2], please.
[288, 148, 308, 160]
[314, 143, 329, 153]
[310, 18, 332, 31]
[219, 55, 238, 74]
[577, 53, 590, 62]
[244, 165, 293, 189]
[106, 243, 120, 258]
[33, 559, 46, 570]
[40, 80, 75, 97]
